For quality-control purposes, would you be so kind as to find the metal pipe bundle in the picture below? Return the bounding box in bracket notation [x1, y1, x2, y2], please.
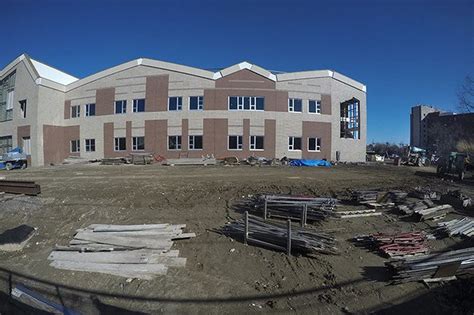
[354, 231, 429, 258]
[437, 218, 474, 238]
[386, 247, 474, 283]
[218, 214, 338, 255]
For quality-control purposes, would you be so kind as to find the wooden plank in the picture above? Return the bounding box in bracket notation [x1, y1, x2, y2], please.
[75, 230, 183, 238]
[50, 260, 168, 277]
[73, 233, 173, 249]
[89, 224, 177, 232]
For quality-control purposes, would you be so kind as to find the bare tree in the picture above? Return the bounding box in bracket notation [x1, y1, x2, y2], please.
[457, 75, 474, 113]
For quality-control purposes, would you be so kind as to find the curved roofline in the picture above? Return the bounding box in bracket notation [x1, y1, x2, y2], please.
[0, 54, 366, 93]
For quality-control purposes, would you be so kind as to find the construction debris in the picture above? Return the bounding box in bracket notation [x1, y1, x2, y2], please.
[0, 180, 41, 196]
[338, 209, 383, 218]
[49, 223, 195, 279]
[218, 213, 338, 255]
[165, 156, 216, 166]
[410, 187, 440, 200]
[355, 231, 429, 258]
[441, 190, 472, 209]
[379, 191, 408, 204]
[436, 218, 474, 238]
[397, 199, 434, 215]
[235, 194, 337, 225]
[414, 204, 453, 221]
[101, 158, 128, 165]
[0, 225, 36, 251]
[351, 190, 379, 203]
[130, 153, 154, 165]
[386, 247, 474, 283]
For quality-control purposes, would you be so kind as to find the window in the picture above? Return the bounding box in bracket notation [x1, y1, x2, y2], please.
[0, 71, 16, 121]
[189, 135, 203, 150]
[228, 135, 243, 150]
[168, 136, 182, 150]
[308, 137, 321, 152]
[309, 100, 321, 114]
[115, 100, 127, 114]
[189, 96, 204, 110]
[71, 140, 80, 153]
[85, 103, 96, 117]
[228, 96, 264, 111]
[22, 137, 31, 155]
[114, 137, 126, 151]
[19, 100, 27, 118]
[71, 105, 80, 118]
[6, 90, 14, 111]
[168, 97, 183, 111]
[250, 136, 264, 150]
[132, 136, 145, 151]
[85, 139, 95, 152]
[288, 137, 302, 150]
[0, 136, 12, 154]
[133, 99, 145, 112]
[340, 98, 360, 139]
[288, 99, 302, 112]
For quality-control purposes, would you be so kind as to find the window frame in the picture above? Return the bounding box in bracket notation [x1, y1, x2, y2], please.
[71, 105, 81, 118]
[228, 96, 265, 111]
[249, 135, 264, 151]
[114, 137, 127, 151]
[132, 136, 145, 151]
[85, 139, 96, 152]
[85, 103, 96, 117]
[307, 137, 321, 152]
[189, 96, 204, 111]
[228, 135, 243, 150]
[115, 100, 127, 114]
[188, 135, 203, 150]
[168, 135, 182, 150]
[288, 98, 303, 113]
[19, 100, 27, 118]
[70, 139, 80, 153]
[308, 100, 321, 114]
[288, 136, 302, 151]
[132, 99, 145, 113]
[168, 97, 183, 111]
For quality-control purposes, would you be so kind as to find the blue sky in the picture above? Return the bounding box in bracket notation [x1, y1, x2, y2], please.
[2, 0, 473, 144]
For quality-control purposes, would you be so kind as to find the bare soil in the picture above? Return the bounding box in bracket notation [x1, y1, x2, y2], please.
[0, 163, 473, 314]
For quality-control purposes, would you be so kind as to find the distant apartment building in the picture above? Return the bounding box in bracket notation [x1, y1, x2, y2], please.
[410, 105, 474, 152]
[0, 54, 367, 167]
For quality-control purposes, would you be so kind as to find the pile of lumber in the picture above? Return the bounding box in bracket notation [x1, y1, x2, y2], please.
[436, 218, 474, 238]
[397, 199, 435, 215]
[130, 153, 153, 165]
[0, 180, 41, 196]
[386, 247, 474, 283]
[351, 190, 379, 203]
[414, 204, 453, 221]
[165, 156, 216, 166]
[354, 231, 429, 258]
[237, 194, 337, 223]
[410, 187, 440, 200]
[49, 224, 195, 279]
[218, 214, 338, 255]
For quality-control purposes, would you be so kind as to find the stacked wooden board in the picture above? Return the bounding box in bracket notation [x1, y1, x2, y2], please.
[414, 204, 453, 221]
[49, 224, 195, 280]
[386, 247, 474, 283]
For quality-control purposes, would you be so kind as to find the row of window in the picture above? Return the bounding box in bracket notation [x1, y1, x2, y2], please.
[70, 96, 322, 117]
[70, 136, 321, 153]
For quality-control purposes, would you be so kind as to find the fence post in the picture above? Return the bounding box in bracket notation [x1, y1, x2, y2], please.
[264, 198, 268, 221]
[244, 211, 249, 245]
[287, 219, 292, 256]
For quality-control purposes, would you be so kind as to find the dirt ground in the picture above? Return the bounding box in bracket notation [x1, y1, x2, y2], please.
[0, 163, 473, 314]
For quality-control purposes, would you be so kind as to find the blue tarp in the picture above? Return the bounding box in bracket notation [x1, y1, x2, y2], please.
[289, 159, 332, 167]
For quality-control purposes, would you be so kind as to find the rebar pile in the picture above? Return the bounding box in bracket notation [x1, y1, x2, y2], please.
[386, 247, 474, 283]
[218, 215, 338, 255]
[437, 218, 474, 238]
[355, 231, 429, 258]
